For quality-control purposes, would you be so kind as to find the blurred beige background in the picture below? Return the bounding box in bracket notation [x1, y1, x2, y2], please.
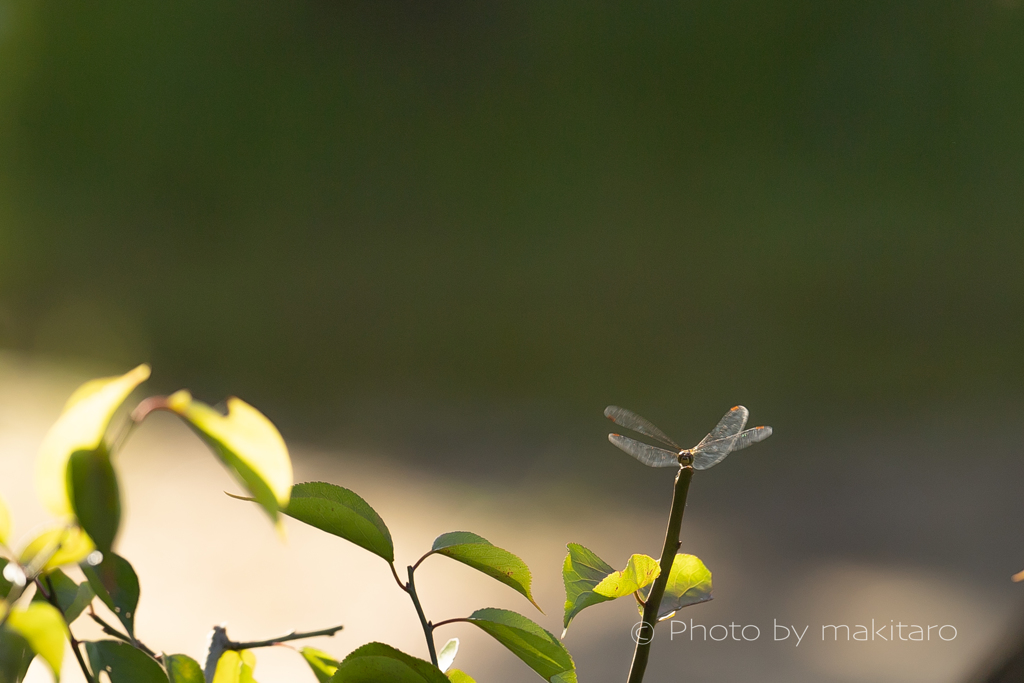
[1, 355, 1018, 683]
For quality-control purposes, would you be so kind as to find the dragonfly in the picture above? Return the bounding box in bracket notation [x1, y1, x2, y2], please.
[604, 405, 772, 470]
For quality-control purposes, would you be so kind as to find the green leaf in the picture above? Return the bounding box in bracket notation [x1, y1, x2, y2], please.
[32, 568, 95, 623]
[0, 628, 35, 683]
[166, 391, 292, 533]
[300, 647, 339, 683]
[212, 650, 259, 683]
[85, 640, 168, 683]
[165, 653, 205, 683]
[81, 552, 140, 636]
[437, 638, 458, 673]
[283, 482, 394, 562]
[67, 444, 121, 554]
[638, 554, 713, 620]
[466, 608, 576, 683]
[328, 642, 448, 683]
[0, 494, 11, 547]
[446, 670, 476, 683]
[20, 526, 95, 572]
[562, 544, 659, 635]
[430, 533, 540, 611]
[36, 365, 150, 517]
[4, 602, 67, 678]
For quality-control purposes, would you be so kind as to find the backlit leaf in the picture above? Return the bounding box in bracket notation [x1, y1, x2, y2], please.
[562, 544, 659, 634]
[67, 444, 121, 554]
[85, 640, 168, 683]
[437, 638, 458, 673]
[430, 533, 540, 611]
[300, 647, 339, 683]
[36, 365, 150, 516]
[165, 653, 205, 683]
[20, 526, 95, 572]
[466, 608, 576, 683]
[212, 649, 259, 683]
[328, 642, 448, 683]
[638, 554, 713, 620]
[81, 552, 140, 636]
[167, 391, 292, 530]
[283, 482, 393, 562]
[446, 670, 476, 683]
[5, 602, 67, 678]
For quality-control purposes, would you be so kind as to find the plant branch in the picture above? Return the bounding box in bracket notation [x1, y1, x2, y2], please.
[406, 565, 438, 666]
[626, 465, 693, 683]
[228, 624, 345, 649]
[202, 623, 344, 682]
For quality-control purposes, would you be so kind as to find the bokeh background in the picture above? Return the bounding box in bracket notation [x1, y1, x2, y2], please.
[1, 1, 1023, 681]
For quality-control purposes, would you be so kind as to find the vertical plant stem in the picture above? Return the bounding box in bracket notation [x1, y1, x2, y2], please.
[626, 466, 693, 683]
[406, 566, 438, 666]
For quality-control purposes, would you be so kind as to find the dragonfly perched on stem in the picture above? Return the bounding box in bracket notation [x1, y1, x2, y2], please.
[605, 405, 772, 470]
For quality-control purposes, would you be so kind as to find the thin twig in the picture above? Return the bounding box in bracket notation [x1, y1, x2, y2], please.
[411, 550, 434, 573]
[87, 608, 160, 660]
[38, 577, 95, 683]
[431, 618, 471, 629]
[228, 624, 345, 650]
[389, 562, 409, 592]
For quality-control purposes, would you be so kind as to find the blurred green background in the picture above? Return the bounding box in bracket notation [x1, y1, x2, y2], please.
[0, 0, 1022, 463]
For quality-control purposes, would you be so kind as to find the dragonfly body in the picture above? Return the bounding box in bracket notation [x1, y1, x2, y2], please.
[605, 405, 772, 470]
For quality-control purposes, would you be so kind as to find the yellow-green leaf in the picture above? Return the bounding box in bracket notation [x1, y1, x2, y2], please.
[5, 602, 67, 678]
[430, 532, 540, 611]
[638, 554, 713, 620]
[446, 670, 475, 683]
[283, 482, 393, 562]
[300, 647, 339, 683]
[36, 364, 150, 517]
[562, 544, 659, 635]
[213, 649, 258, 683]
[167, 391, 292, 528]
[20, 526, 95, 572]
[0, 495, 10, 547]
[165, 653, 205, 683]
[466, 608, 576, 683]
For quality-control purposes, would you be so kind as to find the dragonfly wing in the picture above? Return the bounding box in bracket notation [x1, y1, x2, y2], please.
[695, 406, 749, 449]
[730, 426, 772, 451]
[604, 406, 679, 449]
[692, 424, 772, 470]
[608, 434, 680, 468]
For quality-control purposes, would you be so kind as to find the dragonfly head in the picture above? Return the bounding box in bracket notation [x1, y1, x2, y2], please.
[678, 450, 694, 468]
